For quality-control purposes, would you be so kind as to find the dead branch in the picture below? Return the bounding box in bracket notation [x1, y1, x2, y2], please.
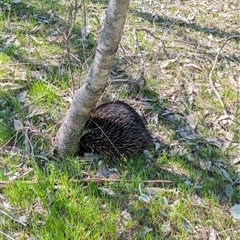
[0, 231, 16, 240]
[108, 26, 197, 87]
[0, 178, 172, 189]
[136, 27, 169, 56]
[209, 35, 240, 115]
[237, 65, 240, 142]
[0, 209, 27, 227]
[107, 77, 142, 86]
[82, 0, 87, 62]
[63, 0, 80, 94]
[107, 28, 146, 86]
[133, 28, 145, 85]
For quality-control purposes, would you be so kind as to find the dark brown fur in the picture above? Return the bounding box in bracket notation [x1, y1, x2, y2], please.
[79, 101, 151, 159]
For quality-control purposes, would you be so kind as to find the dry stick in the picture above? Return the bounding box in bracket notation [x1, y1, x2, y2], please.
[0, 178, 172, 188]
[82, 0, 87, 62]
[76, 178, 172, 183]
[107, 28, 146, 86]
[238, 68, 240, 144]
[0, 209, 27, 227]
[175, 212, 196, 233]
[209, 35, 240, 115]
[217, 225, 240, 235]
[235, 58, 240, 144]
[64, 0, 79, 94]
[136, 27, 169, 56]
[107, 77, 137, 85]
[0, 231, 16, 240]
[64, 34, 74, 95]
[133, 28, 145, 85]
[109, 26, 195, 86]
[136, 27, 197, 52]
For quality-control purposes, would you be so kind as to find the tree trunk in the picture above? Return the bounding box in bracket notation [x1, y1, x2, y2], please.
[55, 0, 130, 155]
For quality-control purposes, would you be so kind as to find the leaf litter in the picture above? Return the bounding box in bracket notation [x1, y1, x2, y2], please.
[1, 0, 240, 239]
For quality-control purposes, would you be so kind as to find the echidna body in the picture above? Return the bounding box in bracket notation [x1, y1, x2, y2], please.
[79, 101, 151, 159]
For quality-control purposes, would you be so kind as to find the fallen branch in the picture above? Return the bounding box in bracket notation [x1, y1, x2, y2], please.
[107, 28, 146, 86]
[0, 231, 16, 240]
[209, 35, 240, 115]
[63, 0, 80, 94]
[107, 76, 145, 86]
[82, 0, 87, 62]
[133, 28, 145, 85]
[0, 178, 172, 189]
[0, 209, 27, 227]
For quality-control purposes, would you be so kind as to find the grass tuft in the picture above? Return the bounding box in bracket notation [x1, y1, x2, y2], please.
[1, 0, 240, 239]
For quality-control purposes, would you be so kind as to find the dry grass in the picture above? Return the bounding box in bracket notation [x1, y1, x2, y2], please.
[0, 0, 240, 239]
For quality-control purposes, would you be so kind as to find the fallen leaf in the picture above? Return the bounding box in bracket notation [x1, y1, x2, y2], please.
[0, 82, 23, 91]
[183, 63, 202, 71]
[141, 226, 153, 235]
[99, 187, 116, 197]
[208, 227, 217, 240]
[81, 26, 90, 41]
[203, 137, 224, 148]
[153, 141, 160, 151]
[97, 161, 110, 177]
[151, 113, 159, 125]
[117, 209, 133, 235]
[143, 150, 152, 159]
[19, 215, 28, 225]
[225, 184, 233, 197]
[145, 187, 165, 196]
[135, 193, 151, 203]
[160, 58, 178, 69]
[17, 90, 28, 103]
[231, 158, 240, 165]
[230, 204, 240, 219]
[14, 119, 24, 131]
[30, 35, 44, 45]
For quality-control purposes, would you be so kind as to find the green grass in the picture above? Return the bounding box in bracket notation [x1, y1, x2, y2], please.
[28, 82, 58, 106]
[1, 0, 240, 239]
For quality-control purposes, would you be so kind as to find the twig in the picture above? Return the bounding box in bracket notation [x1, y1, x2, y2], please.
[133, 28, 145, 85]
[217, 225, 240, 234]
[63, 0, 79, 94]
[120, 43, 127, 58]
[209, 35, 240, 115]
[0, 178, 172, 188]
[107, 77, 142, 86]
[136, 27, 197, 52]
[0, 209, 27, 227]
[64, 33, 75, 95]
[175, 212, 196, 233]
[109, 26, 196, 87]
[79, 178, 172, 183]
[0, 231, 16, 240]
[82, 0, 87, 62]
[136, 27, 167, 44]
[238, 70, 240, 143]
[107, 29, 147, 87]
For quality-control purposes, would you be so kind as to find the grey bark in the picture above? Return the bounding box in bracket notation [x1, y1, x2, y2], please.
[55, 0, 131, 155]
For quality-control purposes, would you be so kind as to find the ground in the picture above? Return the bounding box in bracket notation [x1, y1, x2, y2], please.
[0, 0, 240, 239]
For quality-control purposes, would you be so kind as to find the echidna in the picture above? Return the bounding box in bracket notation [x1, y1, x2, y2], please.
[79, 101, 152, 159]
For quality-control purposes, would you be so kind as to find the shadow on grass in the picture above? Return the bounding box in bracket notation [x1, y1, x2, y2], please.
[0, 0, 97, 86]
[1, 0, 239, 218]
[130, 10, 240, 43]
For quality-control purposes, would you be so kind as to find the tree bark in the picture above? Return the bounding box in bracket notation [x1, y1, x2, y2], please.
[55, 0, 130, 155]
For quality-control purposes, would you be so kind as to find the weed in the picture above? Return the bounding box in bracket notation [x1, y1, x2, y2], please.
[1, 0, 240, 239]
